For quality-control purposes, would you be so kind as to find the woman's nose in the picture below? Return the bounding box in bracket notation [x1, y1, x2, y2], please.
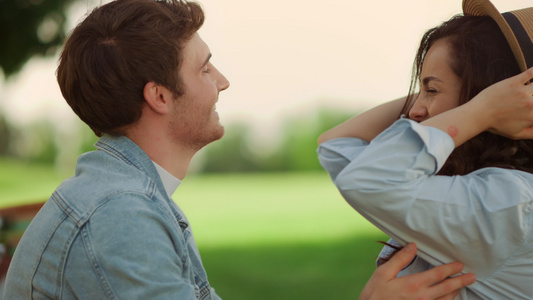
[409, 101, 428, 122]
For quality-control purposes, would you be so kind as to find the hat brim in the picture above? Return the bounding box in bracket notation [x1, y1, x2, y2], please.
[463, 0, 532, 71]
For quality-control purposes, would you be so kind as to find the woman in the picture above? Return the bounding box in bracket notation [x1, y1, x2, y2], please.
[318, 0, 533, 298]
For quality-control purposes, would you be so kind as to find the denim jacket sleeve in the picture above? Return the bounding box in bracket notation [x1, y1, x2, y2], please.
[318, 119, 533, 298]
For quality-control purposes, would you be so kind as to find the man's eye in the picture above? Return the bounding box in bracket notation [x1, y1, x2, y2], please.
[203, 67, 210, 73]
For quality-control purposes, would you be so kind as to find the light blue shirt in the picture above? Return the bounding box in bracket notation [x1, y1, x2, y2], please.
[318, 119, 533, 299]
[4, 134, 221, 300]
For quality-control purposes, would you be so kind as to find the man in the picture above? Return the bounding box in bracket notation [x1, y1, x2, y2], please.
[3, 0, 474, 298]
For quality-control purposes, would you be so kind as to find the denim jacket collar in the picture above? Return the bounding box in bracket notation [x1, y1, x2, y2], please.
[94, 134, 172, 205]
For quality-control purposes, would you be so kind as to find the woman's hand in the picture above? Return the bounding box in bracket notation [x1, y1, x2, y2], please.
[360, 243, 476, 300]
[473, 67, 533, 140]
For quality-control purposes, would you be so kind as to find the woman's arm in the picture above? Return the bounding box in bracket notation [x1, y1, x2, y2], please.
[319, 67, 533, 147]
[422, 67, 533, 147]
[327, 69, 533, 297]
[318, 97, 407, 144]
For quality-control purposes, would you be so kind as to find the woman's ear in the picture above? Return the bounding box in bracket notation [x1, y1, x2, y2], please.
[143, 82, 173, 114]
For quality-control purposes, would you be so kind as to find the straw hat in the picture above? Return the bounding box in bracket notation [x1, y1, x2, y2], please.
[463, 0, 533, 72]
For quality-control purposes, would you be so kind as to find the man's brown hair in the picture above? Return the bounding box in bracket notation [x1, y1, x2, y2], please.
[57, 0, 204, 136]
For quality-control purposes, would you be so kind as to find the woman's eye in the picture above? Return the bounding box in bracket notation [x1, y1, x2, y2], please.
[203, 67, 210, 73]
[425, 89, 437, 94]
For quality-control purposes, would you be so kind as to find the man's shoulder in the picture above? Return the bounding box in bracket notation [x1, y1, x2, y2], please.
[51, 148, 167, 221]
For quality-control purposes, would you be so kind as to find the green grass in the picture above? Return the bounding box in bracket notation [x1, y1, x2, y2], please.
[1, 160, 389, 299]
[177, 172, 388, 299]
[0, 157, 65, 207]
[176, 172, 385, 246]
[199, 235, 386, 299]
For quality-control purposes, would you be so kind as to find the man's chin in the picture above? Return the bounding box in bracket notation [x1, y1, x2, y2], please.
[202, 125, 225, 145]
[212, 125, 225, 142]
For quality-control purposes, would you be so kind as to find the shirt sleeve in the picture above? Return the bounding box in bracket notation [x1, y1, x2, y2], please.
[324, 118, 533, 280]
[318, 137, 369, 181]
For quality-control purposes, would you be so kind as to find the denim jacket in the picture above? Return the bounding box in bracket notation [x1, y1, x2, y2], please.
[4, 135, 221, 300]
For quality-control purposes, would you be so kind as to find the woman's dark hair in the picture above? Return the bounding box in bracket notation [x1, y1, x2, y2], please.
[57, 0, 204, 137]
[401, 15, 533, 175]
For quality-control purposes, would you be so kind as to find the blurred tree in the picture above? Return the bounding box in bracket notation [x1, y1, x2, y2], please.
[200, 123, 262, 173]
[0, 114, 11, 155]
[198, 108, 354, 173]
[78, 124, 99, 153]
[275, 108, 353, 172]
[0, 0, 75, 77]
[16, 120, 57, 163]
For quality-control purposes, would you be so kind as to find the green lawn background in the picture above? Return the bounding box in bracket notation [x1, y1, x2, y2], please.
[0, 158, 388, 299]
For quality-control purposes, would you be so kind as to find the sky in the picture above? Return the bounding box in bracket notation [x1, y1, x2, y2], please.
[1, 0, 531, 139]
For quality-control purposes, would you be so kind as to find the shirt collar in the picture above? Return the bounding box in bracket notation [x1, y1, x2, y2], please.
[152, 161, 181, 199]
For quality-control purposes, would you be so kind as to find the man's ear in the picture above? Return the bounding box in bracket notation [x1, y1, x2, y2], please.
[143, 82, 173, 114]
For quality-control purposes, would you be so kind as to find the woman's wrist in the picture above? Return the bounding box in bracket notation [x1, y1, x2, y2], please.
[421, 100, 489, 147]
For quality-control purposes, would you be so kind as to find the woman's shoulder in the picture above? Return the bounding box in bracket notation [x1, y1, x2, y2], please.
[458, 167, 533, 209]
[470, 166, 533, 183]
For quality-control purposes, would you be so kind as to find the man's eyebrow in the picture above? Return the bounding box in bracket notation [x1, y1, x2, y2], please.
[422, 76, 443, 86]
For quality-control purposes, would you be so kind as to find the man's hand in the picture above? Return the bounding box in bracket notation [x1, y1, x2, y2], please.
[360, 243, 476, 300]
